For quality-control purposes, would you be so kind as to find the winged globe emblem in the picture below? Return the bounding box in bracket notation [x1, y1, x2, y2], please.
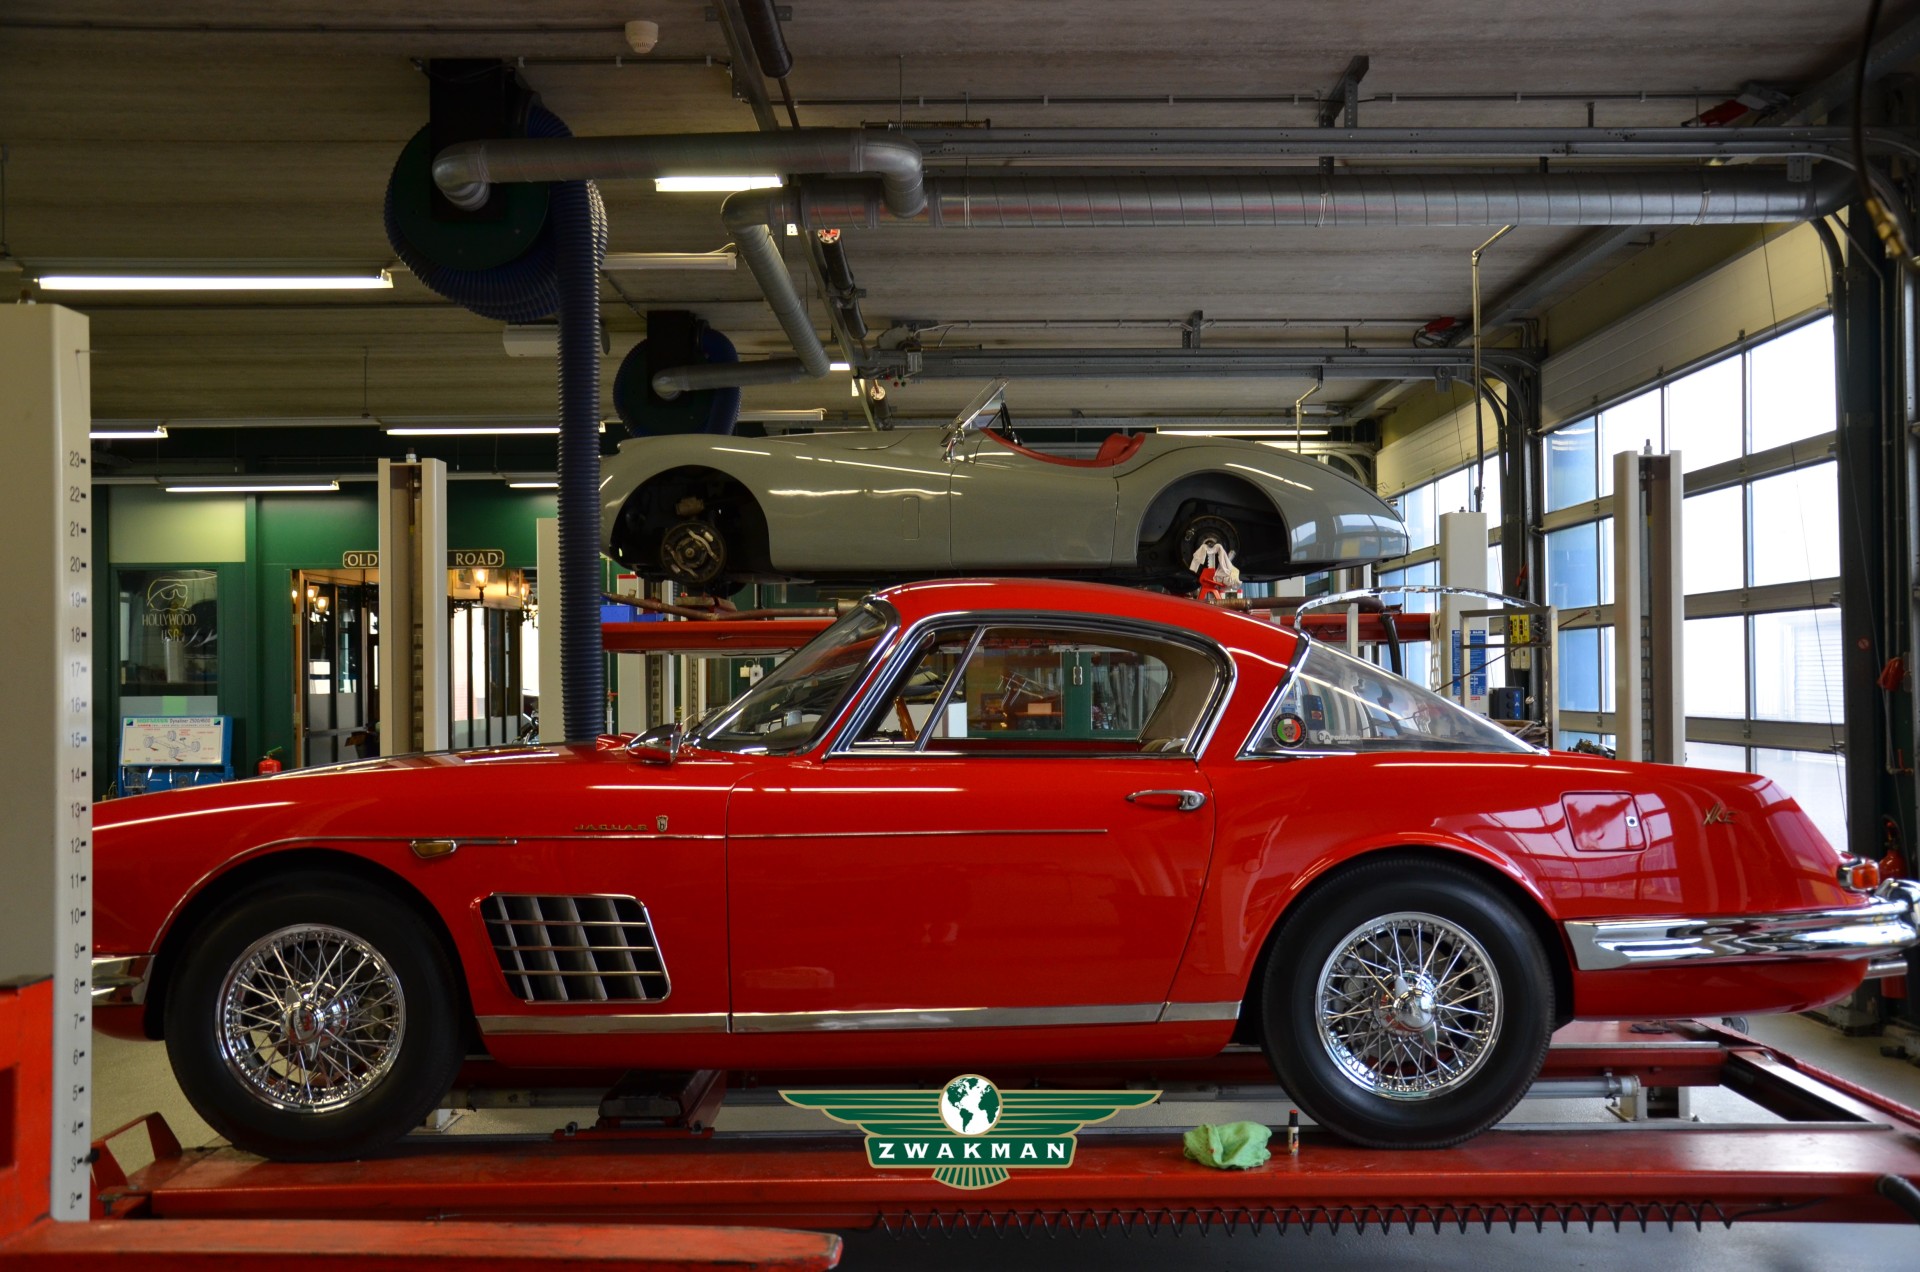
[782, 1074, 1161, 1189]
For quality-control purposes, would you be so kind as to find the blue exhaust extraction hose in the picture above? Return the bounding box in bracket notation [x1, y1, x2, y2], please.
[386, 104, 609, 739]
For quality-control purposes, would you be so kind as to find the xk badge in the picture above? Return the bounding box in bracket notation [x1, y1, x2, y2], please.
[1703, 802, 1738, 826]
[783, 1074, 1160, 1189]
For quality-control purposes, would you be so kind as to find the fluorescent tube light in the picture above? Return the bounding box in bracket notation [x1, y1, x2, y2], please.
[165, 481, 340, 494]
[654, 175, 783, 193]
[737, 409, 827, 423]
[507, 480, 559, 489]
[601, 251, 737, 272]
[90, 425, 169, 440]
[40, 271, 392, 292]
[1174, 428, 1331, 439]
[384, 425, 559, 437]
[829, 361, 852, 372]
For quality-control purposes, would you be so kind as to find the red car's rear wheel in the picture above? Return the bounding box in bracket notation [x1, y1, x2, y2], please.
[163, 874, 464, 1161]
[1259, 857, 1554, 1149]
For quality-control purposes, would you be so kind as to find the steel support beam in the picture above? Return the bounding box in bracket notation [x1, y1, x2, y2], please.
[1833, 205, 1893, 860]
[1612, 452, 1685, 764]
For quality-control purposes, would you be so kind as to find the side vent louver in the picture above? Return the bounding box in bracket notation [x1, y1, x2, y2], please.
[482, 894, 669, 1004]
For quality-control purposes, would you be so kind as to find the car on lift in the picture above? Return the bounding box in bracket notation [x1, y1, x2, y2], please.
[599, 382, 1408, 591]
[91, 578, 1917, 1161]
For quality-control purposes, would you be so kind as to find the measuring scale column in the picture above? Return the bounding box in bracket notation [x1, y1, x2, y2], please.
[0, 306, 95, 1220]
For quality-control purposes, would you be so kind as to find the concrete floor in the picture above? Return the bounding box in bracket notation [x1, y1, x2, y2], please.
[95, 1011, 1920, 1267]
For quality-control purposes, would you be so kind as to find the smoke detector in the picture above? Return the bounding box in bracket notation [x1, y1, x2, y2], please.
[624, 20, 660, 54]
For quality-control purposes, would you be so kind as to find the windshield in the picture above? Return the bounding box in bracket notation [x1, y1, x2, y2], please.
[1250, 640, 1535, 755]
[688, 603, 892, 753]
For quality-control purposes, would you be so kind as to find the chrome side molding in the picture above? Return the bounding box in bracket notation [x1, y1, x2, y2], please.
[477, 999, 1243, 1036]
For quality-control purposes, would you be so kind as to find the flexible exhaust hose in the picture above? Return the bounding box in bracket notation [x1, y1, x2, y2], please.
[387, 104, 609, 740]
[552, 171, 608, 741]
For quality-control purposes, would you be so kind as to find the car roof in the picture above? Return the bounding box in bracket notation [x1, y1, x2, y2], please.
[869, 577, 1299, 658]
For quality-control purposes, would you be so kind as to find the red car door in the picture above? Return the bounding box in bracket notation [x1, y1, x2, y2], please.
[727, 754, 1213, 1024]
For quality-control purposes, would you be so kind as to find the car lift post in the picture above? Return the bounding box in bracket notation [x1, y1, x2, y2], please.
[1611, 450, 1685, 763]
[377, 458, 450, 754]
[1439, 509, 1490, 713]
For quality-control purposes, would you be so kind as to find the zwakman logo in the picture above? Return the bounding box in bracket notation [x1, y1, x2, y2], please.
[782, 1074, 1160, 1189]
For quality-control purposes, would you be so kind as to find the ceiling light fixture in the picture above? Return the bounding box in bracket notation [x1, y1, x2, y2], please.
[601, 250, 738, 272]
[39, 271, 392, 292]
[1171, 428, 1332, 439]
[507, 480, 559, 489]
[90, 424, 169, 440]
[164, 480, 341, 494]
[736, 409, 828, 423]
[653, 175, 783, 194]
[829, 361, 852, 372]
[383, 425, 559, 437]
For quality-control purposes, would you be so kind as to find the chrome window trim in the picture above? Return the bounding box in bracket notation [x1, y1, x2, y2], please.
[827, 608, 1236, 760]
[1564, 880, 1920, 971]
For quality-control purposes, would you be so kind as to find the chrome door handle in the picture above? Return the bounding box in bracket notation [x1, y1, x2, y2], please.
[1127, 789, 1206, 812]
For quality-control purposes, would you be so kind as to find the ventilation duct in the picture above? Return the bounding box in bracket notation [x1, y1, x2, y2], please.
[784, 169, 1850, 230]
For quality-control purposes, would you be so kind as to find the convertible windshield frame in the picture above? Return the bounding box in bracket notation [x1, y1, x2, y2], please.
[684, 600, 898, 755]
[1240, 633, 1540, 759]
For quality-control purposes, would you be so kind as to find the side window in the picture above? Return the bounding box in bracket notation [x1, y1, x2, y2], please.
[852, 623, 1224, 756]
[1250, 642, 1534, 755]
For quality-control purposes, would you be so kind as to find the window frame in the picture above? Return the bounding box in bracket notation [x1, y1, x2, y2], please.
[826, 611, 1235, 760]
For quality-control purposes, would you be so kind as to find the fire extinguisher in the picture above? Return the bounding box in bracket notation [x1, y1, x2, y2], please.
[256, 747, 284, 776]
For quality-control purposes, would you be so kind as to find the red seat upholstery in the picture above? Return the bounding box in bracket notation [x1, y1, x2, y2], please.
[982, 430, 1145, 469]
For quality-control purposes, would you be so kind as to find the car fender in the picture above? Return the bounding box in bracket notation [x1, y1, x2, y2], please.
[597, 434, 768, 556]
[1117, 444, 1407, 567]
[1162, 778, 1571, 1012]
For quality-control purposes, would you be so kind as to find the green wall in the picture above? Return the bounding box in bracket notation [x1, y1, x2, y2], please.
[94, 480, 559, 784]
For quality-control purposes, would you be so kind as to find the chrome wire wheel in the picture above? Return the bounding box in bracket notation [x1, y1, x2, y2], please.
[216, 923, 406, 1113]
[1315, 910, 1503, 1100]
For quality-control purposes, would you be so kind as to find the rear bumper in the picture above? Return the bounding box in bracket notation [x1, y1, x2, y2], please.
[90, 955, 153, 1006]
[1564, 879, 1920, 972]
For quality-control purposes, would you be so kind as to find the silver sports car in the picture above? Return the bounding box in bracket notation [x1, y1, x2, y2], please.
[599, 401, 1408, 591]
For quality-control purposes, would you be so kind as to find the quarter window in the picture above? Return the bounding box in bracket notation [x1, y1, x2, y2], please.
[850, 623, 1224, 756]
[1250, 642, 1534, 755]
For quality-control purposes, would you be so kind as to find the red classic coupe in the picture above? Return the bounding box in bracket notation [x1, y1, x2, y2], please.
[93, 579, 1920, 1160]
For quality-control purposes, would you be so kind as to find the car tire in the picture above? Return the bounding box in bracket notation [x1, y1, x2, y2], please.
[162, 873, 464, 1161]
[1258, 857, 1554, 1149]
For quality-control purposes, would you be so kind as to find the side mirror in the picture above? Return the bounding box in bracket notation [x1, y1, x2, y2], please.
[628, 722, 683, 765]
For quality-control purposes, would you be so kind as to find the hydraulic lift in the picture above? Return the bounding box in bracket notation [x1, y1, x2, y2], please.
[69, 1019, 1920, 1238]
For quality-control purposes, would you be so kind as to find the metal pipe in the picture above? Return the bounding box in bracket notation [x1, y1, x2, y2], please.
[790, 168, 1850, 229]
[902, 124, 1920, 166]
[654, 356, 813, 394]
[432, 129, 925, 216]
[722, 192, 833, 379]
[1470, 225, 1514, 512]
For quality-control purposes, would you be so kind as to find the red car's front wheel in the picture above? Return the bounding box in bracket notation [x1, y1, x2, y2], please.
[1259, 856, 1555, 1149]
[163, 874, 464, 1161]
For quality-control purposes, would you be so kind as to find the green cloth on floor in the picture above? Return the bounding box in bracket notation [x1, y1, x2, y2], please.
[1182, 1121, 1272, 1169]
